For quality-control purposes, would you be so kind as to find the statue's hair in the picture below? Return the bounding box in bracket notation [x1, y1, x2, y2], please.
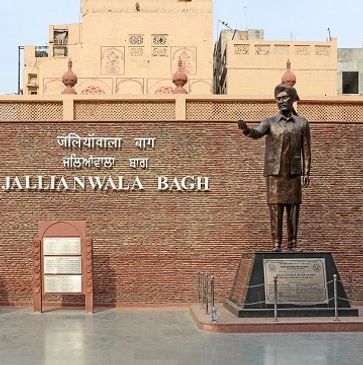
[274, 83, 298, 101]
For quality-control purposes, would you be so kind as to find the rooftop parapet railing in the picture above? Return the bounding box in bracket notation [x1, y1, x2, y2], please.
[0, 95, 362, 122]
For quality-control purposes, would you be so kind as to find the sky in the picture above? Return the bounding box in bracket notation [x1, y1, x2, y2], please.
[0, 0, 362, 95]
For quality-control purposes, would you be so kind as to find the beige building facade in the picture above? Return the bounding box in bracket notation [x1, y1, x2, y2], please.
[338, 48, 363, 96]
[23, 0, 213, 96]
[214, 30, 338, 97]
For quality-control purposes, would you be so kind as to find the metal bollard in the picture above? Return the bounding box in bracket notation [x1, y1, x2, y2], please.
[198, 272, 202, 305]
[211, 276, 215, 308]
[198, 272, 201, 307]
[210, 276, 218, 323]
[333, 274, 340, 321]
[205, 274, 209, 314]
[201, 273, 205, 309]
[273, 275, 278, 322]
[198, 272, 217, 319]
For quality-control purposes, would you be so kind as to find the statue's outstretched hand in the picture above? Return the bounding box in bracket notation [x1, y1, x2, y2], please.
[237, 119, 249, 132]
[303, 175, 310, 188]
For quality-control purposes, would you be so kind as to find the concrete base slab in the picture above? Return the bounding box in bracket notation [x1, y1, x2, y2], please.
[190, 303, 363, 333]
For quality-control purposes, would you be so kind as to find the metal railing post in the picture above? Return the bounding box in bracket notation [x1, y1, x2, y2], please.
[211, 276, 215, 308]
[205, 274, 209, 314]
[200, 272, 204, 309]
[198, 272, 217, 321]
[273, 275, 278, 322]
[198, 272, 201, 304]
[333, 274, 339, 321]
[210, 276, 218, 322]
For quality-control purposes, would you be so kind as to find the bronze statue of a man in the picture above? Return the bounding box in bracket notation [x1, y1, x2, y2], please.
[238, 84, 311, 252]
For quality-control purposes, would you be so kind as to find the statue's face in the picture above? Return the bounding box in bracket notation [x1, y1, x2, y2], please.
[276, 91, 293, 112]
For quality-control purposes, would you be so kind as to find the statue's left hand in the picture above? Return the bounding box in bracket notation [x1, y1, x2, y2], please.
[303, 175, 310, 188]
[237, 119, 250, 133]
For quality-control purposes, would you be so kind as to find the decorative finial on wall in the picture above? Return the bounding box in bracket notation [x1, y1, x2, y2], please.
[281, 59, 296, 87]
[61, 59, 78, 94]
[172, 57, 188, 94]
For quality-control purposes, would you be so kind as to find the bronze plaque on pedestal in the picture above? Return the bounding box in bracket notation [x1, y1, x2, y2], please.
[263, 258, 328, 304]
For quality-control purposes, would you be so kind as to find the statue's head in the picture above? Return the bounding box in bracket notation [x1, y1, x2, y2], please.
[274, 83, 298, 101]
[274, 83, 297, 113]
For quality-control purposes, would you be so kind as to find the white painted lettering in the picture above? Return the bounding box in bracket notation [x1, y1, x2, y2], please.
[2, 176, 12, 191]
[157, 176, 210, 192]
[87, 176, 106, 190]
[104, 176, 117, 190]
[181, 176, 195, 191]
[196, 176, 210, 191]
[118, 176, 130, 191]
[11, 177, 23, 190]
[157, 176, 169, 191]
[25, 176, 36, 190]
[50, 176, 57, 190]
[131, 176, 144, 191]
[73, 177, 85, 190]
[56, 176, 69, 191]
[38, 176, 50, 190]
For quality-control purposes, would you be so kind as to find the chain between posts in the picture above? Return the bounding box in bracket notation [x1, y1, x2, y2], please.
[198, 272, 217, 322]
[222, 274, 356, 320]
[198, 272, 358, 321]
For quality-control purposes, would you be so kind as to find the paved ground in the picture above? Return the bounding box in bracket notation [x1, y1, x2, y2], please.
[1, 306, 363, 365]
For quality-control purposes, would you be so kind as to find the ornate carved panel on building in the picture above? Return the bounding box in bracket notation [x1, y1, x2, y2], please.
[154, 86, 174, 94]
[273, 45, 290, 55]
[152, 34, 168, 46]
[129, 34, 144, 45]
[101, 47, 125, 75]
[80, 86, 106, 95]
[234, 44, 250, 55]
[77, 78, 113, 95]
[295, 45, 310, 55]
[74, 100, 176, 121]
[315, 45, 330, 56]
[43, 78, 64, 95]
[151, 34, 168, 57]
[171, 47, 197, 75]
[255, 45, 270, 55]
[151, 47, 169, 57]
[116, 78, 144, 95]
[0, 100, 63, 121]
[189, 79, 212, 95]
[186, 100, 277, 121]
[129, 47, 144, 57]
[147, 78, 175, 95]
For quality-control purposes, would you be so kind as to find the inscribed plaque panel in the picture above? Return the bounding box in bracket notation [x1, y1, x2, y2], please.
[44, 257, 81, 274]
[43, 237, 81, 255]
[263, 258, 328, 304]
[44, 275, 82, 293]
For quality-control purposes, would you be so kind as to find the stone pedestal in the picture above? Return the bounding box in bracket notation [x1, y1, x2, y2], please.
[224, 252, 359, 317]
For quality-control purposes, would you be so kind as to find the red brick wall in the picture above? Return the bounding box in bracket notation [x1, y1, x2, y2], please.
[0, 121, 362, 305]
